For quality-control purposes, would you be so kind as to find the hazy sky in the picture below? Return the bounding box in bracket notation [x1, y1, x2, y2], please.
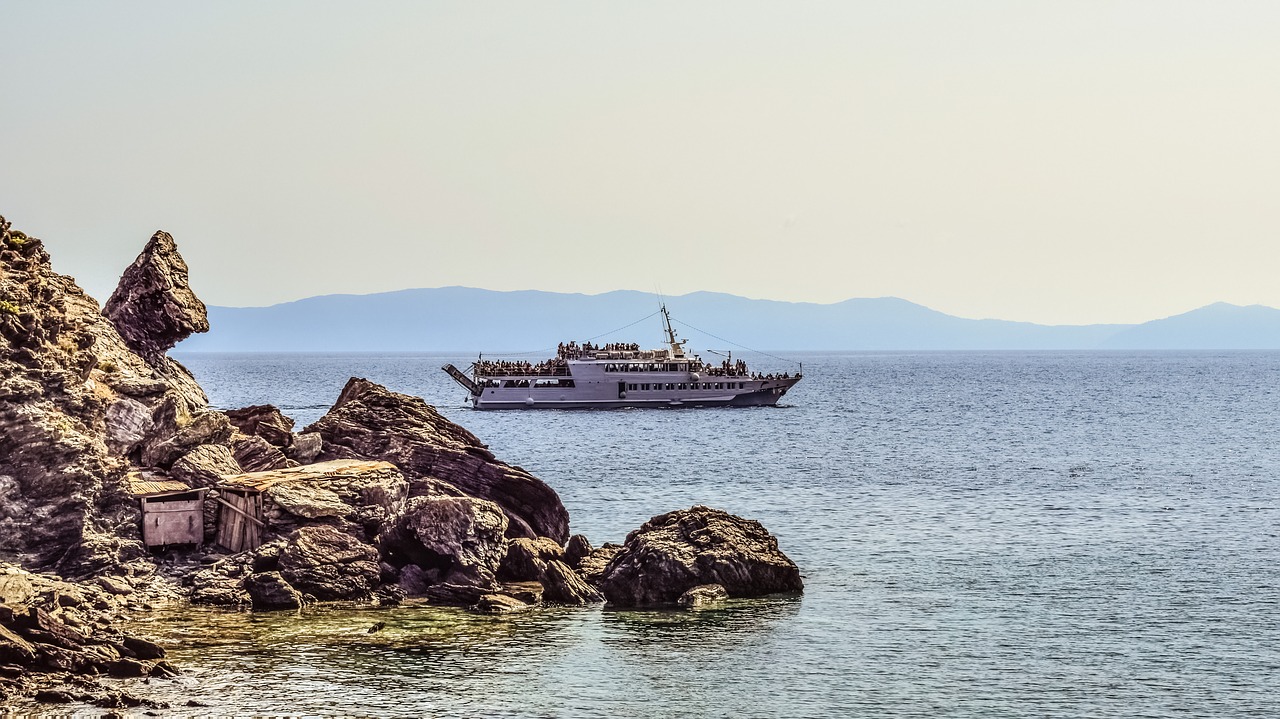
[3, 2, 1279, 325]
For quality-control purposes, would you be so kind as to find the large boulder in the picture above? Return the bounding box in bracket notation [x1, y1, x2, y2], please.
[597, 506, 803, 608]
[278, 526, 381, 601]
[169, 444, 241, 489]
[306, 378, 569, 542]
[377, 496, 508, 593]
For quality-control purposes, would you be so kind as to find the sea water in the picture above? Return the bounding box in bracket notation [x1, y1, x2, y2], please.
[116, 351, 1280, 717]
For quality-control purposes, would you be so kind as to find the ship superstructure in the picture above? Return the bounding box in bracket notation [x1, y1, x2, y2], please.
[441, 306, 801, 410]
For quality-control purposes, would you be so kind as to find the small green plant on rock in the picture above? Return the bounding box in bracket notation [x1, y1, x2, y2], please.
[0, 300, 20, 316]
[6, 231, 28, 247]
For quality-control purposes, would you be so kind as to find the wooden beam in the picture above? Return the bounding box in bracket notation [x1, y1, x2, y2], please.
[215, 497, 266, 528]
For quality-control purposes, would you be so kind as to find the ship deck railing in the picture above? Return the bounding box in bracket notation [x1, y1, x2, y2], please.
[473, 365, 572, 377]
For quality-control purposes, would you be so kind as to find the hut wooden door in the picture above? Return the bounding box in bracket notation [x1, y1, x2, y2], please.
[216, 489, 264, 552]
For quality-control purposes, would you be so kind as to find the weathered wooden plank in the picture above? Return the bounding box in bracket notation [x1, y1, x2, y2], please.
[215, 497, 267, 528]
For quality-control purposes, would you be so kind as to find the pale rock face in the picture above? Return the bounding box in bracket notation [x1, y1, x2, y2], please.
[103, 396, 153, 457]
[267, 483, 349, 520]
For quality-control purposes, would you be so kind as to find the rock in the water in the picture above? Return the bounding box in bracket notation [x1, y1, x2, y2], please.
[497, 537, 565, 582]
[597, 506, 803, 608]
[576, 543, 623, 586]
[378, 496, 508, 591]
[102, 231, 208, 361]
[422, 582, 490, 606]
[244, 572, 304, 610]
[472, 594, 529, 614]
[540, 560, 603, 605]
[565, 534, 593, 567]
[278, 526, 380, 600]
[306, 378, 569, 542]
[678, 583, 729, 608]
[495, 538, 600, 605]
[225, 405, 295, 449]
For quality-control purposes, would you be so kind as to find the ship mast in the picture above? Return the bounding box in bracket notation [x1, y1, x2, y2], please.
[660, 304, 687, 359]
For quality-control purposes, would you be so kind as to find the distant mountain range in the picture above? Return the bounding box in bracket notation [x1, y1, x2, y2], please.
[173, 288, 1280, 353]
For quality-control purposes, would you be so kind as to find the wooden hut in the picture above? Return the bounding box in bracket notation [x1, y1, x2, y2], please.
[128, 472, 207, 549]
[215, 459, 403, 553]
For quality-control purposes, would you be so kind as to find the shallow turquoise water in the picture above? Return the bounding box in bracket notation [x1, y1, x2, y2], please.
[135, 350, 1280, 717]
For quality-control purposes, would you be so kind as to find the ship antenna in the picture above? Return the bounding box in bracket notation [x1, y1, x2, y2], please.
[660, 304, 686, 358]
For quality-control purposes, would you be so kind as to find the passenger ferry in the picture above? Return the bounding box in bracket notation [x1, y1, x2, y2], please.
[442, 306, 802, 410]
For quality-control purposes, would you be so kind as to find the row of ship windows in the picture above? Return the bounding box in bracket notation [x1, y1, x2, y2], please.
[627, 382, 745, 391]
[603, 363, 690, 372]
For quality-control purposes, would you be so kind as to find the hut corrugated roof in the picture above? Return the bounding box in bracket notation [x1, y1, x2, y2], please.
[218, 459, 398, 492]
[127, 472, 194, 497]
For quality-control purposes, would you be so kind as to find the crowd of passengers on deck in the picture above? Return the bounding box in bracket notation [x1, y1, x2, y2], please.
[472, 358, 569, 376]
[556, 341, 641, 359]
[475, 353, 794, 381]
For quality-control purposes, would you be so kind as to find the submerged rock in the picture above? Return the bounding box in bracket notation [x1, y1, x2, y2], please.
[307, 378, 569, 542]
[678, 583, 729, 608]
[597, 506, 803, 608]
[244, 571, 303, 610]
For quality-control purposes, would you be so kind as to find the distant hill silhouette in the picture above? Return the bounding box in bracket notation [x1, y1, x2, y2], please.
[174, 288, 1280, 352]
[1099, 302, 1280, 349]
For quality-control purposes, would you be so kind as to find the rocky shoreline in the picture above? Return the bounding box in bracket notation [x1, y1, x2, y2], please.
[0, 215, 803, 708]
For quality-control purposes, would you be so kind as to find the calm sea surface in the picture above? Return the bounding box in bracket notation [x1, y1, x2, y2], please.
[118, 351, 1279, 717]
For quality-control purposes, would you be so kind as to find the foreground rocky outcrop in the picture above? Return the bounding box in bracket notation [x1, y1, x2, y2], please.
[307, 378, 570, 542]
[0, 564, 174, 708]
[597, 506, 803, 607]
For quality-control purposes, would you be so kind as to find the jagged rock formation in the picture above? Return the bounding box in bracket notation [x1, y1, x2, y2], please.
[597, 506, 803, 607]
[306, 378, 570, 542]
[102, 232, 207, 363]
